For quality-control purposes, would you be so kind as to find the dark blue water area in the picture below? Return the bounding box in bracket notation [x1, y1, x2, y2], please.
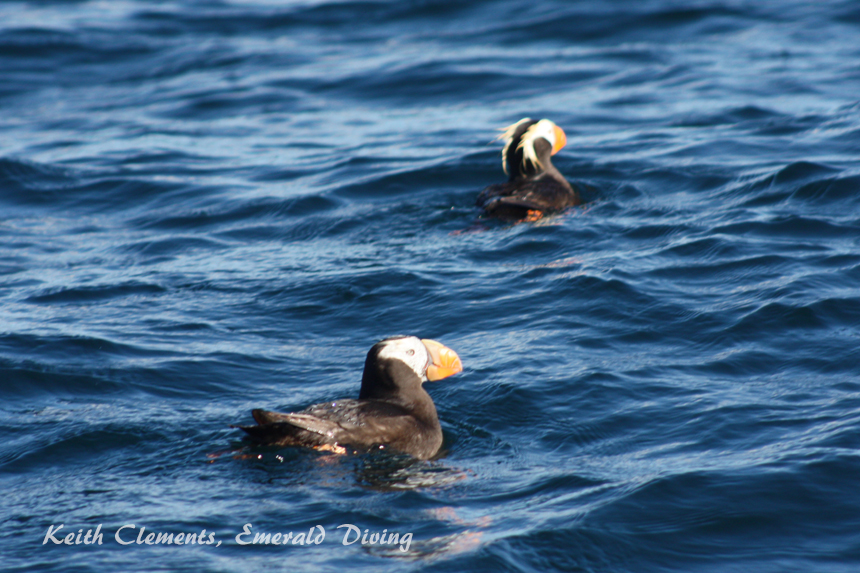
[2, 0, 860, 571]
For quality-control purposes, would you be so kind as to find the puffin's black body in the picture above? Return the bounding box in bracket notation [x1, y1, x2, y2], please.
[234, 336, 462, 460]
[477, 118, 581, 220]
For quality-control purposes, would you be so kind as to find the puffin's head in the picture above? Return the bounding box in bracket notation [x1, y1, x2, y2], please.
[499, 118, 567, 176]
[360, 336, 462, 400]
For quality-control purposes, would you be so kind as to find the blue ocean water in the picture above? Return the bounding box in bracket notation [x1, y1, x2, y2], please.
[2, 0, 860, 571]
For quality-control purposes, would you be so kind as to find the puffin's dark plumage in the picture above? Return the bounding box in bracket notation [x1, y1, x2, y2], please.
[477, 118, 581, 220]
[233, 336, 462, 460]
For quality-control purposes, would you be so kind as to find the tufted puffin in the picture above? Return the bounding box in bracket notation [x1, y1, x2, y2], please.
[476, 118, 581, 221]
[233, 336, 462, 460]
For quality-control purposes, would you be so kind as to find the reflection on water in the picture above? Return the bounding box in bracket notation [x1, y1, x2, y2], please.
[218, 445, 491, 559]
[221, 443, 472, 491]
[353, 452, 471, 491]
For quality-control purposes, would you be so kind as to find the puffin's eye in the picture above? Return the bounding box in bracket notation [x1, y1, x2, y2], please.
[406, 349, 415, 356]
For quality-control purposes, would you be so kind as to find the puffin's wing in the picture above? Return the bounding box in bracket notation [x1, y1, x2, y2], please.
[231, 408, 341, 446]
[256, 411, 341, 437]
[492, 195, 552, 211]
[251, 408, 295, 425]
[301, 400, 421, 444]
[476, 182, 511, 208]
[481, 177, 579, 218]
[236, 401, 422, 449]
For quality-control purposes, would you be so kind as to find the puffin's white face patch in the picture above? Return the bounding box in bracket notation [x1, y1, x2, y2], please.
[377, 336, 431, 379]
[517, 119, 558, 172]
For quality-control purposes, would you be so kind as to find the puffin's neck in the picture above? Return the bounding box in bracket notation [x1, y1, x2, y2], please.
[513, 137, 556, 180]
[359, 360, 439, 425]
[359, 359, 424, 403]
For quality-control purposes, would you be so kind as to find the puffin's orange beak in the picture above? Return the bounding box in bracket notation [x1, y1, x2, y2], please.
[421, 339, 463, 381]
[551, 124, 567, 155]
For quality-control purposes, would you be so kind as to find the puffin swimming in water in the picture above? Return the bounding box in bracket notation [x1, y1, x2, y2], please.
[477, 118, 581, 221]
[234, 336, 463, 460]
